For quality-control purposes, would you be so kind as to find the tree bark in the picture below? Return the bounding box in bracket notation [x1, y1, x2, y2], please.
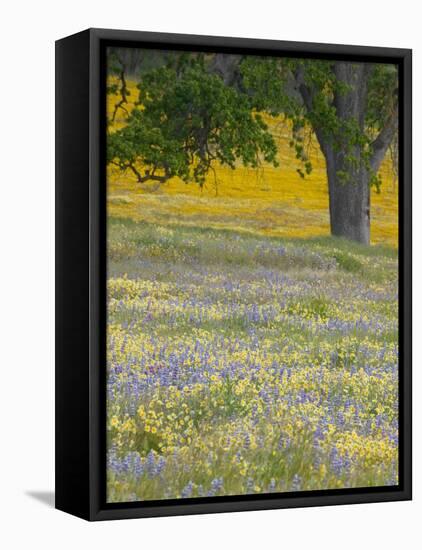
[324, 146, 370, 245]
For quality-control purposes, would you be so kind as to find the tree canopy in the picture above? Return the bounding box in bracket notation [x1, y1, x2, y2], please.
[240, 57, 398, 188]
[107, 55, 278, 189]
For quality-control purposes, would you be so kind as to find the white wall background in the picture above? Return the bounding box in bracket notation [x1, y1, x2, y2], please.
[0, 1, 419, 548]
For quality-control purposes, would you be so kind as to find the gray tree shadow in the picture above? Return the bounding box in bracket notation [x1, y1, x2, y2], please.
[26, 491, 55, 508]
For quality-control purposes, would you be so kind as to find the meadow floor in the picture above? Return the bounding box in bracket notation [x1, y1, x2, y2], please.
[106, 79, 399, 502]
[106, 218, 398, 502]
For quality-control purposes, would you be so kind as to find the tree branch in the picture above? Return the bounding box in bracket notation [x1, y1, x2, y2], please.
[111, 57, 129, 122]
[294, 65, 330, 157]
[369, 105, 398, 173]
[294, 65, 314, 112]
[111, 160, 171, 189]
[209, 54, 243, 88]
[332, 62, 373, 125]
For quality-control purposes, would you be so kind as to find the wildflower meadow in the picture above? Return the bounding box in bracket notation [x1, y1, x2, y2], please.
[106, 49, 399, 503]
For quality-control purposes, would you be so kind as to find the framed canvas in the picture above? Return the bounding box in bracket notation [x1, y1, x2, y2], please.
[55, 28, 412, 521]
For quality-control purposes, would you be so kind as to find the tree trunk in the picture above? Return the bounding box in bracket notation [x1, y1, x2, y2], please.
[313, 63, 373, 245]
[324, 146, 370, 245]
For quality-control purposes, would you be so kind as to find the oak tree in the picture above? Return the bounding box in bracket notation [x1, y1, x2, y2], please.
[107, 53, 398, 244]
[107, 55, 278, 193]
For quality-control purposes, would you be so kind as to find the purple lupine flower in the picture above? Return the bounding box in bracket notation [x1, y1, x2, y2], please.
[133, 454, 143, 478]
[146, 450, 156, 477]
[330, 447, 344, 476]
[246, 477, 254, 494]
[156, 456, 166, 475]
[291, 474, 302, 491]
[208, 477, 224, 496]
[181, 481, 194, 498]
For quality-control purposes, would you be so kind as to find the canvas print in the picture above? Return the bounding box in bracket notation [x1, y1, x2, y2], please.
[105, 47, 399, 503]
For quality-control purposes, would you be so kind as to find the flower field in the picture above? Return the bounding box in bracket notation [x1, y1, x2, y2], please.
[106, 74, 399, 503]
[106, 219, 398, 502]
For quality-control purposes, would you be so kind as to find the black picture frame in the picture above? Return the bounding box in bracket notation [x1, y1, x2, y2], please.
[55, 28, 412, 521]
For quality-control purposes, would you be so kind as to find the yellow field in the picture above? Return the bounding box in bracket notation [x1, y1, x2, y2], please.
[107, 79, 398, 247]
